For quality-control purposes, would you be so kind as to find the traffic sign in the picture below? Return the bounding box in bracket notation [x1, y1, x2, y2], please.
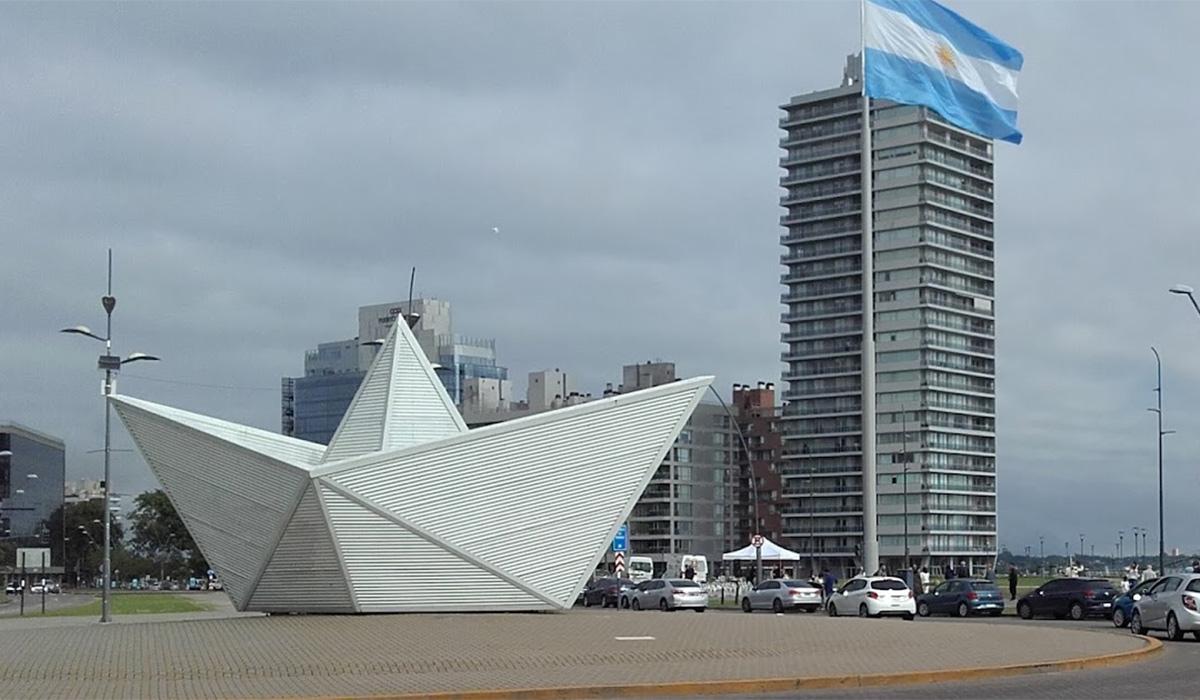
[752, 534, 764, 548]
[612, 523, 628, 552]
[614, 551, 626, 577]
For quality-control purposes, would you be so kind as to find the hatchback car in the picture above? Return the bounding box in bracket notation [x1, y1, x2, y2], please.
[1112, 578, 1157, 628]
[582, 577, 636, 608]
[917, 579, 1005, 617]
[1130, 573, 1200, 641]
[1017, 578, 1116, 620]
[827, 576, 915, 619]
[741, 579, 823, 613]
[631, 578, 707, 612]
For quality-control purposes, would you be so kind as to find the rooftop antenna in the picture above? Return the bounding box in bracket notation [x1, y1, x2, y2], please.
[405, 266, 419, 328]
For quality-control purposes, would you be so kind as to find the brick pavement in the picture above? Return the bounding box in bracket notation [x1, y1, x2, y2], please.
[0, 609, 1149, 698]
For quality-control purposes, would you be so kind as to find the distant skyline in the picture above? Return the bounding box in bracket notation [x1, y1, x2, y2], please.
[1, 2, 1199, 554]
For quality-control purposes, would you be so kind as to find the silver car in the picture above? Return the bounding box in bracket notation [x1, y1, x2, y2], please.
[1130, 573, 1200, 641]
[741, 579, 823, 613]
[631, 578, 707, 612]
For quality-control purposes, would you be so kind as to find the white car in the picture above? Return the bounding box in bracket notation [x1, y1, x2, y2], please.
[741, 579, 824, 613]
[827, 576, 916, 619]
[630, 579, 708, 612]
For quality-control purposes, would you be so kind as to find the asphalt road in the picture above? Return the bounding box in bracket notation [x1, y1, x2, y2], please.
[0, 591, 93, 617]
[728, 615, 1196, 699]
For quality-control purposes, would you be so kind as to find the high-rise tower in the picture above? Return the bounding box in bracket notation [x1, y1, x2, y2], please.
[779, 56, 997, 577]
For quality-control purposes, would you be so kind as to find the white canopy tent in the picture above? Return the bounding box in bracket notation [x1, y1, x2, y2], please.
[721, 538, 802, 562]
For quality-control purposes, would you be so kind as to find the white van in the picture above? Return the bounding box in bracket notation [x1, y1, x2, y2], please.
[664, 554, 709, 583]
[628, 556, 654, 582]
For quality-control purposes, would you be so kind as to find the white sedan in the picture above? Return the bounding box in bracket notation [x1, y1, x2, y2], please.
[827, 576, 916, 619]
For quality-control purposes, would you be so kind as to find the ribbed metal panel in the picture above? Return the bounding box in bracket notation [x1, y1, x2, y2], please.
[245, 483, 354, 613]
[322, 316, 466, 464]
[323, 377, 710, 607]
[322, 340, 392, 463]
[112, 398, 308, 609]
[321, 486, 547, 612]
[114, 395, 325, 467]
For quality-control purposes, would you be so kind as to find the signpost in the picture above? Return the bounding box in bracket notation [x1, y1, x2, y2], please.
[613, 524, 628, 576]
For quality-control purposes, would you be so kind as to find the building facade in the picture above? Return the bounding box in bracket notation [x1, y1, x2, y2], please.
[730, 383, 784, 551]
[0, 423, 66, 574]
[778, 56, 997, 576]
[283, 299, 509, 444]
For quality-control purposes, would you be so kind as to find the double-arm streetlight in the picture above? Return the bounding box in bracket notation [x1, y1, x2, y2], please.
[61, 249, 159, 623]
[1169, 284, 1200, 317]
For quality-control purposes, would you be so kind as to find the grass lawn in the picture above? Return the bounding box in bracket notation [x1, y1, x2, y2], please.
[44, 592, 214, 617]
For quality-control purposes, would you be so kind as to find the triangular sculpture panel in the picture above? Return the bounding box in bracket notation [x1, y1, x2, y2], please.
[112, 319, 712, 613]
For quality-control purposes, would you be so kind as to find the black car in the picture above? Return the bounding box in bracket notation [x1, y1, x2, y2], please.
[582, 578, 636, 608]
[916, 579, 1005, 617]
[1017, 578, 1116, 620]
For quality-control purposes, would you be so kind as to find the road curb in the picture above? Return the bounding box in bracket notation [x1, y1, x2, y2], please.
[339, 635, 1162, 700]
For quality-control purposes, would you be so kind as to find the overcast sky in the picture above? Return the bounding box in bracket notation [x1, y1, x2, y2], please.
[2, 1, 1199, 557]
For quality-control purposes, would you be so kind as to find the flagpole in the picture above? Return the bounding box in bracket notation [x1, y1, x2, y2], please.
[859, 0, 879, 578]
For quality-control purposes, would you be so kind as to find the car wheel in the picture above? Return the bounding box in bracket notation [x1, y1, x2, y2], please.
[741, 598, 752, 613]
[1112, 607, 1126, 628]
[772, 598, 784, 614]
[659, 598, 669, 612]
[859, 603, 870, 618]
[1129, 609, 1144, 635]
[621, 596, 629, 609]
[827, 603, 838, 617]
[1069, 602, 1086, 621]
[917, 602, 930, 617]
[957, 602, 970, 618]
[631, 598, 641, 611]
[1167, 613, 1184, 641]
[1018, 602, 1033, 620]
[583, 596, 592, 608]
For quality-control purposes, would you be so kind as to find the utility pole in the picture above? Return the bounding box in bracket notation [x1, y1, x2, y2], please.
[1149, 348, 1171, 576]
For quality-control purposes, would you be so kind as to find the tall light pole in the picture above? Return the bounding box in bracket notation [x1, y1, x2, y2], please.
[1079, 533, 1085, 559]
[1148, 347, 1171, 575]
[1118, 530, 1124, 561]
[61, 249, 159, 623]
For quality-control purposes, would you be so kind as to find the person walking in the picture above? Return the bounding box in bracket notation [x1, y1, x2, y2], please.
[1007, 565, 1019, 601]
[821, 568, 837, 607]
[684, 564, 695, 581]
[919, 566, 930, 596]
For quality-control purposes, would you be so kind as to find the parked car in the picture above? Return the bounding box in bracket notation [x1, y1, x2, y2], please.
[1016, 578, 1116, 620]
[741, 579, 823, 613]
[917, 578, 1005, 617]
[5, 583, 18, 595]
[1112, 578, 1158, 628]
[827, 576, 915, 619]
[630, 579, 707, 612]
[1130, 573, 1200, 641]
[209, 579, 224, 591]
[582, 578, 636, 608]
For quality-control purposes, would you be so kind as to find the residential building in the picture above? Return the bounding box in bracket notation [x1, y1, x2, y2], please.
[1, 422, 66, 581]
[778, 56, 997, 577]
[730, 383, 784, 552]
[282, 299, 508, 444]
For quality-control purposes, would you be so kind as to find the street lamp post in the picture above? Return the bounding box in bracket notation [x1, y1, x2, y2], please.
[1169, 284, 1200, 318]
[61, 249, 159, 623]
[1118, 530, 1124, 561]
[1149, 347, 1171, 575]
[1079, 533, 1085, 559]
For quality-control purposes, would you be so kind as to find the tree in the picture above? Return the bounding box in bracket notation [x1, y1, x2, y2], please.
[128, 490, 208, 579]
[43, 500, 122, 586]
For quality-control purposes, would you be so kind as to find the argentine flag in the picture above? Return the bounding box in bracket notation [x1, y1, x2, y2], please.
[864, 0, 1023, 144]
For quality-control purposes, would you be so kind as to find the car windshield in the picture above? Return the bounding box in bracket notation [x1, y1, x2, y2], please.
[871, 579, 908, 590]
[783, 580, 816, 588]
[670, 580, 700, 588]
[630, 561, 652, 572]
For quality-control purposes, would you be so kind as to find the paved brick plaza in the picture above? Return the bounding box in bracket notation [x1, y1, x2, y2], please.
[0, 609, 1147, 698]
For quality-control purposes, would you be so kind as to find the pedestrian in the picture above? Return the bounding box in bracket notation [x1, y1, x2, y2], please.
[821, 568, 837, 606]
[944, 563, 955, 580]
[1140, 565, 1156, 583]
[956, 561, 969, 579]
[684, 564, 695, 581]
[1192, 559, 1200, 574]
[919, 566, 930, 596]
[1007, 564, 1019, 601]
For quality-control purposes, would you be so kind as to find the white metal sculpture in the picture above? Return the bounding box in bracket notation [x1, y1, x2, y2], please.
[112, 317, 711, 613]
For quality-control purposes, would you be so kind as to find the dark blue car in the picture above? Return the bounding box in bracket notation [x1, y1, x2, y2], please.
[916, 579, 1005, 617]
[1112, 578, 1157, 628]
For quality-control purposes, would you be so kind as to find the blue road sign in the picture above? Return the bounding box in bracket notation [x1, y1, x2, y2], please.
[612, 524, 628, 552]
